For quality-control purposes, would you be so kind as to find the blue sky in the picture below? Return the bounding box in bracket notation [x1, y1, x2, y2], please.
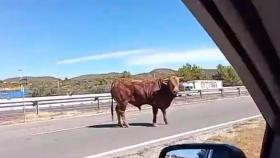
[0, 0, 229, 79]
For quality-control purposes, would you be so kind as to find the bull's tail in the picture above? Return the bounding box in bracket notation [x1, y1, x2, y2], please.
[110, 80, 117, 121]
[111, 97, 114, 121]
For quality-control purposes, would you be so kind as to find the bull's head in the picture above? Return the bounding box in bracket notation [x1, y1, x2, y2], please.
[163, 76, 183, 95]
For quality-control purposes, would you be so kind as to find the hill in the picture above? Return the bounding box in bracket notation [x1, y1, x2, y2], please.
[71, 68, 177, 81]
[0, 68, 220, 97]
[4, 76, 60, 83]
[134, 68, 177, 79]
[0, 68, 179, 96]
[71, 72, 123, 81]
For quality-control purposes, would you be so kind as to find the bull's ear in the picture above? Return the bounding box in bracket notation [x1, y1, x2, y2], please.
[178, 77, 184, 81]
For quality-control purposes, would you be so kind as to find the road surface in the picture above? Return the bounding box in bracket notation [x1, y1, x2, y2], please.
[0, 97, 259, 158]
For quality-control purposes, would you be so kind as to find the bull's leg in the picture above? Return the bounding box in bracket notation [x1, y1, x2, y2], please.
[119, 103, 129, 128]
[161, 108, 168, 125]
[115, 105, 123, 127]
[152, 107, 158, 127]
[121, 112, 129, 128]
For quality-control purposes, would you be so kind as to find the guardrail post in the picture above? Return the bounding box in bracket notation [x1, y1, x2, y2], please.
[33, 101, 39, 115]
[98, 97, 100, 110]
[95, 97, 100, 110]
[220, 89, 224, 97]
[199, 90, 202, 98]
[237, 87, 241, 96]
[36, 101, 39, 115]
[185, 91, 188, 102]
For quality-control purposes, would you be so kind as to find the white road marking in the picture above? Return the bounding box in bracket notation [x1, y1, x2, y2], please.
[83, 114, 261, 158]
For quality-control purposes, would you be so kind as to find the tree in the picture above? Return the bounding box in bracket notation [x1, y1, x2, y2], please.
[95, 78, 108, 86]
[30, 86, 46, 97]
[50, 88, 58, 96]
[215, 64, 242, 86]
[30, 88, 40, 97]
[178, 63, 203, 81]
[122, 71, 131, 78]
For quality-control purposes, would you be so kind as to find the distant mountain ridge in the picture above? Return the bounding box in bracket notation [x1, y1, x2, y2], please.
[71, 72, 123, 81]
[2, 68, 217, 82]
[0, 68, 219, 97]
[4, 76, 60, 83]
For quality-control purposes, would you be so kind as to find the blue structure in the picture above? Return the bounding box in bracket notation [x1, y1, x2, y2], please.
[0, 89, 28, 99]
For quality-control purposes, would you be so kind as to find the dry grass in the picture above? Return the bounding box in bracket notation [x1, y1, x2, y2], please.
[208, 118, 265, 158]
[0, 110, 105, 125]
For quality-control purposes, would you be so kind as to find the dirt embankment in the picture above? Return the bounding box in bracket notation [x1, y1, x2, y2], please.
[208, 118, 265, 158]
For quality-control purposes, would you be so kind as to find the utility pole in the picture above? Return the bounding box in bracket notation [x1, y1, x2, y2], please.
[18, 69, 26, 122]
[57, 80, 60, 95]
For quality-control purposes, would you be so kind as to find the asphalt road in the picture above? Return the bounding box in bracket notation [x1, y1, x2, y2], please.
[0, 97, 259, 158]
[0, 91, 247, 124]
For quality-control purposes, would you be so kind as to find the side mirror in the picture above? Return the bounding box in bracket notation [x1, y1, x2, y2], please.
[159, 144, 246, 158]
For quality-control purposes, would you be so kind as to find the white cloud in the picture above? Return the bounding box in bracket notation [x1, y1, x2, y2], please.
[127, 48, 226, 65]
[57, 48, 227, 67]
[57, 49, 152, 64]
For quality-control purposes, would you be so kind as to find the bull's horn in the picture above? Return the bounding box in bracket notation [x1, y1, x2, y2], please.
[161, 78, 169, 83]
[162, 80, 168, 85]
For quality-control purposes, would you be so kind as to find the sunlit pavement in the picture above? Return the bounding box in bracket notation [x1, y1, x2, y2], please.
[0, 97, 259, 158]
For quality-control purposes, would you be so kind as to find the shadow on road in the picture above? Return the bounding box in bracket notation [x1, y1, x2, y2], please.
[87, 123, 154, 128]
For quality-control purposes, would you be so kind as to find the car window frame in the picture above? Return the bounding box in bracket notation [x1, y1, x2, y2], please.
[182, 0, 280, 158]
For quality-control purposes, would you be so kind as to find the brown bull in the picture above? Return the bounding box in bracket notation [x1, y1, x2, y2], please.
[110, 76, 181, 127]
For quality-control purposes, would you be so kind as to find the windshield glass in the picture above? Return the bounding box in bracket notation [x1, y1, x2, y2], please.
[0, 1, 264, 158]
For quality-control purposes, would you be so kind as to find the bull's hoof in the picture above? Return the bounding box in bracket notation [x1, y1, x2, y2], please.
[118, 123, 124, 128]
[152, 123, 158, 127]
[123, 123, 130, 128]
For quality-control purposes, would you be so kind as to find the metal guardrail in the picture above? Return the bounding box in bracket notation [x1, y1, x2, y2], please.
[0, 86, 248, 124]
[177, 86, 247, 97]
